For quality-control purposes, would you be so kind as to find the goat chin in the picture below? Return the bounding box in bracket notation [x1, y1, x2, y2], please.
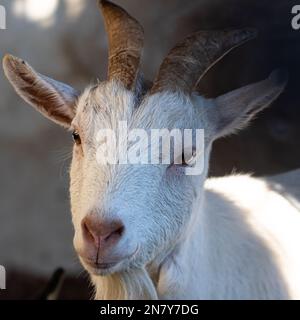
[92, 268, 158, 300]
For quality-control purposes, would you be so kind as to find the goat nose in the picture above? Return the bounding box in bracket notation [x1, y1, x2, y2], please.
[82, 214, 124, 250]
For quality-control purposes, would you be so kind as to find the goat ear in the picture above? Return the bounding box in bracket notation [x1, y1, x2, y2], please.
[209, 69, 288, 139]
[3, 54, 79, 128]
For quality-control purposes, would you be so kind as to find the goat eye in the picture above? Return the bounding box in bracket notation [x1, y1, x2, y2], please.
[181, 154, 191, 167]
[72, 131, 81, 145]
[168, 151, 197, 170]
[181, 150, 197, 166]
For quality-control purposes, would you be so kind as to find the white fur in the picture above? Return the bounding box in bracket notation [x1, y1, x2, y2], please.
[5, 60, 298, 299]
[67, 83, 300, 300]
[157, 173, 300, 299]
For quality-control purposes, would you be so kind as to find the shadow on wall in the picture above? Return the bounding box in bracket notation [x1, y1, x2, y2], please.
[0, 0, 298, 298]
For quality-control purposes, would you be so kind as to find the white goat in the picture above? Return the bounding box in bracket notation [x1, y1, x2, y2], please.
[3, 0, 300, 300]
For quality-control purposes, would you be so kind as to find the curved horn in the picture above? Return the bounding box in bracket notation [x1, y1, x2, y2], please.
[99, 0, 144, 89]
[151, 29, 257, 94]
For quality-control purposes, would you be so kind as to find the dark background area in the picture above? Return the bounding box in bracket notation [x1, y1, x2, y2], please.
[0, 0, 299, 299]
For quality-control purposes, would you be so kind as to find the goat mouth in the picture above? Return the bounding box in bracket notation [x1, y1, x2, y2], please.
[80, 259, 120, 276]
[95, 262, 116, 269]
[81, 246, 140, 275]
[86, 261, 118, 271]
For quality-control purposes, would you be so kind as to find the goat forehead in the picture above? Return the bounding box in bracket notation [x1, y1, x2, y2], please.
[73, 81, 136, 131]
[70, 86, 202, 200]
[75, 85, 197, 131]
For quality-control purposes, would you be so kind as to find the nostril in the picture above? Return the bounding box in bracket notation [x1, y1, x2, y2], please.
[103, 224, 125, 242]
[82, 218, 97, 244]
[81, 214, 125, 248]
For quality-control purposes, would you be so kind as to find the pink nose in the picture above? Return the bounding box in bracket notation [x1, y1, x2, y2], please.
[82, 214, 125, 253]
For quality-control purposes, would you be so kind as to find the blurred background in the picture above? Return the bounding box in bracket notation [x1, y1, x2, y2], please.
[0, 0, 299, 299]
